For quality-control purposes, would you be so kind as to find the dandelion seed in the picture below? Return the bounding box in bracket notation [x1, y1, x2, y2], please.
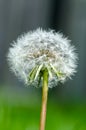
[7, 28, 77, 88]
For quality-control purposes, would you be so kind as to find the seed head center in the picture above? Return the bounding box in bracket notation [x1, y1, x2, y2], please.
[32, 49, 55, 60]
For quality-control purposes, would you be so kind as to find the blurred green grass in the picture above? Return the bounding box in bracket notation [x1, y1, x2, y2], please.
[0, 87, 86, 130]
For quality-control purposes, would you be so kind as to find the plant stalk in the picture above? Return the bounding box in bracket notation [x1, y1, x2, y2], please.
[39, 70, 48, 130]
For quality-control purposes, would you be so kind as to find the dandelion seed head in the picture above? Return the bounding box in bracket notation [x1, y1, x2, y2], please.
[7, 28, 78, 88]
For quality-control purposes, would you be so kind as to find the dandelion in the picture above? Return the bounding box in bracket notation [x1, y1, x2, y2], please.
[7, 28, 77, 130]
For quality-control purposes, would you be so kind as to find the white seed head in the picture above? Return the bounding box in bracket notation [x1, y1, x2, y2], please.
[7, 28, 78, 88]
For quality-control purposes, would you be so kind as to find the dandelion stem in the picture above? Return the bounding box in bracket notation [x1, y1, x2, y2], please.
[39, 69, 48, 130]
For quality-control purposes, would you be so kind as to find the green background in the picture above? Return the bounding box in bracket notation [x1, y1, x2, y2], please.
[0, 86, 86, 130]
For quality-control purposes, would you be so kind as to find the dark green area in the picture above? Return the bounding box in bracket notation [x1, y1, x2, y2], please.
[0, 96, 86, 130]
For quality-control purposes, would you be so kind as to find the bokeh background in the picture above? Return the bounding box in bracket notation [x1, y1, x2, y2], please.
[0, 0, 86, 130]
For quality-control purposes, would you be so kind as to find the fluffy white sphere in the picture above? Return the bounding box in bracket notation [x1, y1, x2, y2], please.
[7, 28, 77, 88]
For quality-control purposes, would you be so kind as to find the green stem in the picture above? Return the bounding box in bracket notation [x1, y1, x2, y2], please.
[39, 69, 48, 130]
